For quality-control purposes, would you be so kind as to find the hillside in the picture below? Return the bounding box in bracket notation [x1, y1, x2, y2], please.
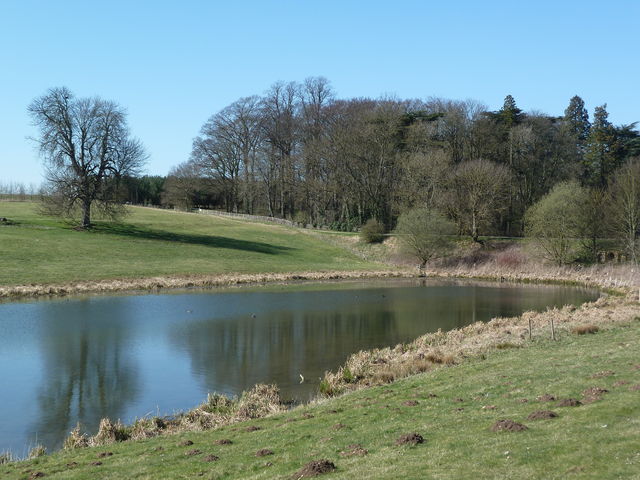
[0, 202, 381, 288]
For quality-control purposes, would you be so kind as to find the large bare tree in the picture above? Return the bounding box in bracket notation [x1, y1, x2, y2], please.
[29, 87, 146, 228]
[444, 158, 512, 242]
[609, 158, 640, 263]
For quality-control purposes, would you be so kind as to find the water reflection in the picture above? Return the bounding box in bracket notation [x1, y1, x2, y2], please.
[170, 281, 596, 400]
[0, 279, 598, 455]
[28, 299, 139, 450]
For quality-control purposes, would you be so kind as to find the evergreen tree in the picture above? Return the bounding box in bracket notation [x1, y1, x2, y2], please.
[563, 95, 591, 145]
[583, 104, 617, 187]
[499, 95, 523, 128]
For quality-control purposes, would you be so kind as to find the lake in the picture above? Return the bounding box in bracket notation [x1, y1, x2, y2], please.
[0, 278, 599, 455]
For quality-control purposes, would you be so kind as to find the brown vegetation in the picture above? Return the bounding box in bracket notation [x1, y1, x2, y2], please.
[572, 324, 600, 335]
[0, 270, 410, 299]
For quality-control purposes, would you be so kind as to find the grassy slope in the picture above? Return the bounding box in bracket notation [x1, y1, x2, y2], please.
[0, 202, 379, 286]
[6, 322, 639, 480]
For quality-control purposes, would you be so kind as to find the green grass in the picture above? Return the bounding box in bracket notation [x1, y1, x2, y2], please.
[0, 202, 380, 286]
[5, 322, 639, 479]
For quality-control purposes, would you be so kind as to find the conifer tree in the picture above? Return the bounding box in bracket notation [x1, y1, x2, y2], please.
[563, 95, 591, 146]
[583, 104, 617, 187]
[499, 95, 523, 128]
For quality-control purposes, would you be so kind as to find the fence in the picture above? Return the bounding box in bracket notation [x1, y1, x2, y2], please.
[194, 208, 303, 227]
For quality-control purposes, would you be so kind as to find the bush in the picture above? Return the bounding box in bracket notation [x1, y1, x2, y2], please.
[394, 208, 456, 267]
[495, 248, 526, 268]
[360, 218, 385, 243]
[525, 182, 583, 265]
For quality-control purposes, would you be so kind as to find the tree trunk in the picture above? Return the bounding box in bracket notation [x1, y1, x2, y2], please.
[81, 198, 91, 228]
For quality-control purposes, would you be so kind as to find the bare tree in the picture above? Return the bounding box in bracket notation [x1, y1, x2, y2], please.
[395, 207, 456, 268]
[260, 81, 300, 218]
[444, 159, 512, 242]
[162, 161, 210, 210]
[609, 158, 640, 263]
[28, 87, 146, 227]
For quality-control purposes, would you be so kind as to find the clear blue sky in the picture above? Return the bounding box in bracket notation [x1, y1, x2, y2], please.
[1, 0, 638, 185]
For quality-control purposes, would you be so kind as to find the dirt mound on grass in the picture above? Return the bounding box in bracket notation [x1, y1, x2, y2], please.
[557, 398, 582, 407]
[245, 425, 261, 432]
[256, 449, 274, 457]
[203, 455, 219, 462]
[339, 444, 368, 457]
[590, 370, 615, 378]
[536, 394, 556, 402]
[491, 419, 528, 432]
[292, 459, 336, 478]
[582, 386, 609, 403]
[395, 433, 424, 445]
[185, 449, 202, 456]
[527, 410, 559, 420]
[214, 438, 233, 445]
[402, 400, 419, 406]
[582, 387, 608, 396]
[178, 440, 193, 446]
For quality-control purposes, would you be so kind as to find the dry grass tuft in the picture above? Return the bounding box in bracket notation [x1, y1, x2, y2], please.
[236, 384, 284, 419]
[90, 418, 130, 446]
[63, 424, 89, 450]
[129, 417, 167, 440]
[572, 324, 600, 335]
[0, 452, 14, 464]
[27, 445, 46, 459]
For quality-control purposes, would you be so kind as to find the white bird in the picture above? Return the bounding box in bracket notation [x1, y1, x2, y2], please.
[299, 374, 305, 384]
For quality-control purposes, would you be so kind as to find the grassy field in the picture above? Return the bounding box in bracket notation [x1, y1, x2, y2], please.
[0, 202, 380, 286]
[4, 320, 639, 479]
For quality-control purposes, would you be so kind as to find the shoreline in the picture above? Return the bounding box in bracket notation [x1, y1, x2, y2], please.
[1, 262, 637, 300]
[0, 270, 408, 299]
[3, 264, 639, 460]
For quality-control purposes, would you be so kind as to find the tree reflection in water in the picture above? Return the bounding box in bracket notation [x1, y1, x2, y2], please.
[30, 299, 139, 450]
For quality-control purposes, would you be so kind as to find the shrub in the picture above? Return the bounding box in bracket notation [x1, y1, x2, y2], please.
[394, 208, 456, 267]
[525, 182, 584, 265]
[360, 218, 385, 243]
[495, 249, 526, 268]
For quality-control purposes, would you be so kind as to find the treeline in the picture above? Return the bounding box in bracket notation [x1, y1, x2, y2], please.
[0, 181, 42, 200]
[157, 77, 638, 238]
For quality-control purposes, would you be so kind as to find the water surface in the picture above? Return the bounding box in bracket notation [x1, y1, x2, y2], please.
[0, 278, 598, 455]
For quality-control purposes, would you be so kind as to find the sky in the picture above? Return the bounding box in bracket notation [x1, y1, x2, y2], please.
[1, 0, 638, 185]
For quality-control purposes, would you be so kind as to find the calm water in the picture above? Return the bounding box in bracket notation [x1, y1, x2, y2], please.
[0, 278, 599, 455]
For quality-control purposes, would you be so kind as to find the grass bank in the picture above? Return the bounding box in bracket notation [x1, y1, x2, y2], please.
[0, 202, 386, 296]
[4, 317, 639, 479]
